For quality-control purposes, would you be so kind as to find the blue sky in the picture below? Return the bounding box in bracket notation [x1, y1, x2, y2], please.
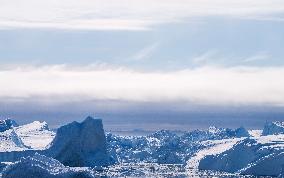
[1, 17, 284, 70]
[1, 0, 284, 128]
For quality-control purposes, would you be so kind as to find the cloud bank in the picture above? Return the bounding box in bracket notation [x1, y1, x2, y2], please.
[1, 65, 284, 106]
[1, 0, 284, 30]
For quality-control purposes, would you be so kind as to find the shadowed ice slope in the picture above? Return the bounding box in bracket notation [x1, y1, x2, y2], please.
[2, 153, 94, 178]
[198, 122, 284, 177]
[46, 116, 110, 167]
[262, 121, 284, 136]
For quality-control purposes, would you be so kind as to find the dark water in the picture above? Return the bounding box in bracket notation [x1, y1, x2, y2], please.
[1, 100, 284, 131]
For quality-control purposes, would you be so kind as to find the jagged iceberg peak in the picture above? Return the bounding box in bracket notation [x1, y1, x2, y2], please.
[18, 120, 50, 132]
[262, 121, 284, 136]
[0, 118, 18, 132]
[47, 116, 110, 167]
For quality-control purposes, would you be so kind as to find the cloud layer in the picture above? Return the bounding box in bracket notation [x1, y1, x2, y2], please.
[1, 65, 284, 105]
[1, 0, 284, 30]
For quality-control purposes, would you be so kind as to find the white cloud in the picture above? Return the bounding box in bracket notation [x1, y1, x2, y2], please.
[1, 0, 284, 30]
[1, 65, 284, 105]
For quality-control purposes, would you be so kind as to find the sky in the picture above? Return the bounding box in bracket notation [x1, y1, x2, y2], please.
[0, 0, 284, 129]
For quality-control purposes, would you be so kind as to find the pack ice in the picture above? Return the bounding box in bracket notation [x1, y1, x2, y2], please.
[0, 117, 284, 177]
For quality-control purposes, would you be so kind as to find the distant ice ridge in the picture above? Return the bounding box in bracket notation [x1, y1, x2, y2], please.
[1, 153, 94, 178]
[262, 121, 284, 136]
[107, 126, 250, 165]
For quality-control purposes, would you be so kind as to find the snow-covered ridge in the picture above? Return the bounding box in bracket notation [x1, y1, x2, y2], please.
[15, 121, 55, 150]
[0, 119, 55, 152]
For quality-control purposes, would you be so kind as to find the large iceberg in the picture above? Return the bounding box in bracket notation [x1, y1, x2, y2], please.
[46, 116, 111, 167]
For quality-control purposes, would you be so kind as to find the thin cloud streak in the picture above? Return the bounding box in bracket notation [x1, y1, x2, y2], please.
[131, 43, 159, 61]
[242, 52, 271, 63]
[0, 65, 284, 105]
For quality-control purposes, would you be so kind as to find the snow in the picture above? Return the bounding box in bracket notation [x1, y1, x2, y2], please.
[0, 120, 55, 152]
[14, 121, 55, 150]
[0, 129, 28, 152]
[248, 130, 262, 137]
[186, 138, 242, 169]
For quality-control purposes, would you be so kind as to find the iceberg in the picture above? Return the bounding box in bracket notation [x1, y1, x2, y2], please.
[46, 116, 111, 167]
[262, 121, 284, 136]
[0, 129, 28, 152]
[1, 153, 94, 178]
[198, 134, 284, 176]
[15, 121, 55, 150]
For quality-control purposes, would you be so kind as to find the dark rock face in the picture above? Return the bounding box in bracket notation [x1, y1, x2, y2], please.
[46, 116, 110, 167]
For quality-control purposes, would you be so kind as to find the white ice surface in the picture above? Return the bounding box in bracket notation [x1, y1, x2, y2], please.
[14, 121, 55, 150]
